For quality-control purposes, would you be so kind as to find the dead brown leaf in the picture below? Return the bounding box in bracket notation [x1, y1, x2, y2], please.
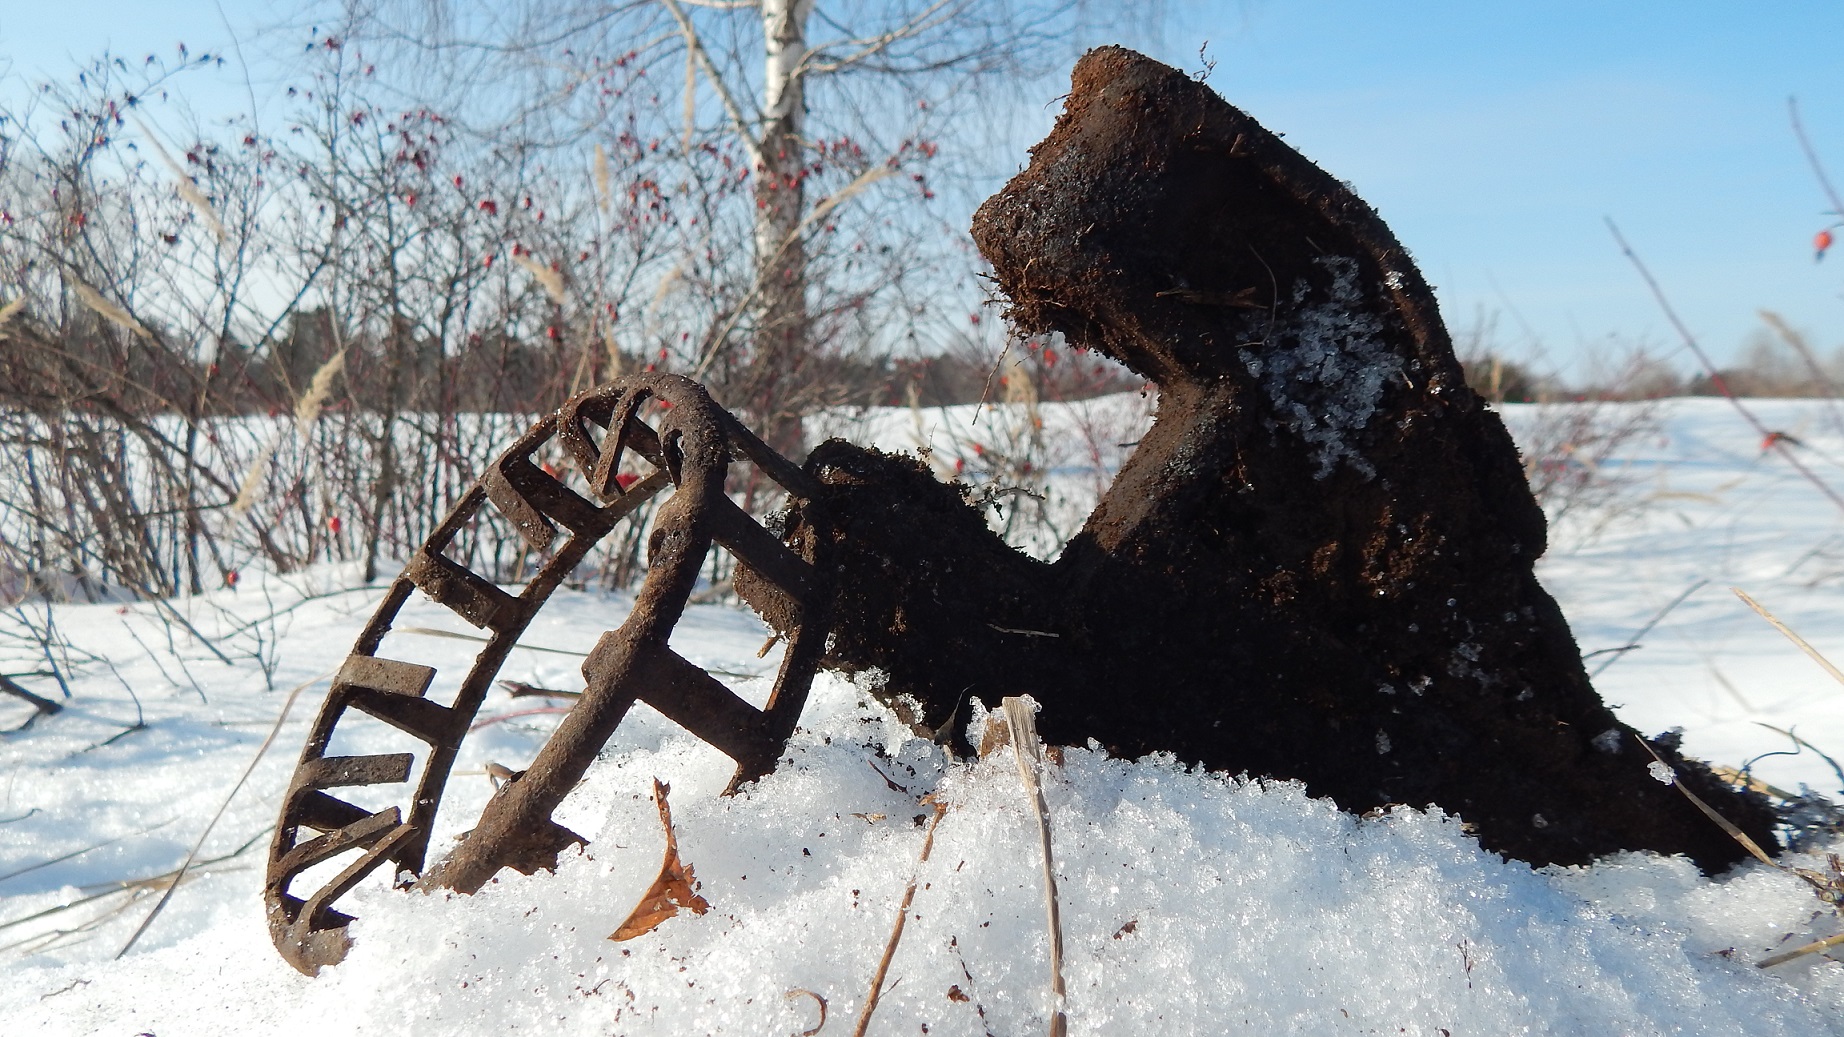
[610, 779, 710, 941]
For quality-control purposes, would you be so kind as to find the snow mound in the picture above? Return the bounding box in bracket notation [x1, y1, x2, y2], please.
[8, 676, 1842, 1036]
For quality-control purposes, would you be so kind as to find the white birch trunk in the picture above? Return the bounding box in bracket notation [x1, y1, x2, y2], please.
[751, 0, 814, 454]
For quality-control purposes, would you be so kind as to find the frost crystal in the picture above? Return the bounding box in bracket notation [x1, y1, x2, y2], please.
[1241, 256, 1403, 479]
[1591, 728, 1624, 754]
[1648, 761, 1677, 785]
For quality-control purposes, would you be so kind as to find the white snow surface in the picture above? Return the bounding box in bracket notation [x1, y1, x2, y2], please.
[4, 395, 1844, 1034]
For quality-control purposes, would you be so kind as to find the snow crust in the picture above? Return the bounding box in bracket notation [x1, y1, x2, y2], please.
[3, 395, 1844, 1034]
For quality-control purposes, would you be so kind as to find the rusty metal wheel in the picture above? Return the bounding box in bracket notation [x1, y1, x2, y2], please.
[264, 374, 830, 975]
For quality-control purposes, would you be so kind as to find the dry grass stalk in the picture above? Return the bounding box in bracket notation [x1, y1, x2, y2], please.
[228, 446, 275, 517]
[294, 350, 345, 435]
[610, 779, 710, 941]
[682, 35, 698, 152]
[514, 252, 567, 304]
[801, 165, 896, 238]
[1758, 930, 1844, 969]
[1637, 732, 1844, 968]
[646, 263, 684, 321]
[851, 797, 947, 1037]
[70, 280, 151, 340]
[1003, 695, 1068, 1037]
[1710, 764, 1796, 802]
[594, 143, 612, 214]
[396, 626, 589, 658]
[1, 827, 270, 958]
[231, 351, 345, 515]
[133, 116, 228, 244]
[1633, 735, 1777, 868]
[116, 667, 329, 959]
[1733, 587, 1844, 687]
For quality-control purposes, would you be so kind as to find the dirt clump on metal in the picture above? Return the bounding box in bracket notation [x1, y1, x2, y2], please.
[786, 45, 1777, 871]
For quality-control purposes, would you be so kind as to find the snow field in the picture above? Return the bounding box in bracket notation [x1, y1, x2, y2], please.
[2, 394, 1844, 1033]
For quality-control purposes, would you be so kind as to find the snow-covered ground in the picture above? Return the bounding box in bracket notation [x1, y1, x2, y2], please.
[3, 395, 1844, 1035]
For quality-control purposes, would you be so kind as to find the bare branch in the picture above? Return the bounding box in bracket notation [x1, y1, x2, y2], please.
[659, 0, 763, 165]
[805, 0, 959, 76]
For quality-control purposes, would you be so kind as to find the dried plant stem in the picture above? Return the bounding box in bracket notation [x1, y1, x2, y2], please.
[397, 626, 587, 657]
[851, 799, 947, 1037]
[132, 115, 228, 244]
[1633, 735, 1777, 868]
[785, 988, 827, 1037]
[294, 350, 345, 435]
[232, 350, 345, 517]
[514, 252, 567, 303]
[1635, 733, 1844, 968]
[115, 667, 330, 958]
[1758, 310, 1844, 404]
[69, 280, 152, 340]
[594, 143, 613, 213]
[1004, 695, 1068, 1037]
[1759, 930, 1844, 969]
[1733, 588, 1844, 687]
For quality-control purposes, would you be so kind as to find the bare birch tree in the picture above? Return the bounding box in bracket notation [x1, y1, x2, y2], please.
[320, 0, 1127, 455]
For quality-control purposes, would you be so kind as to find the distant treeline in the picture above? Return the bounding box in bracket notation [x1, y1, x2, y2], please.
[1463, 315, 1844, 403]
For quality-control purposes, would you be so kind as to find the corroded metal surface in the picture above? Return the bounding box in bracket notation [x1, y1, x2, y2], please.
[264, 374, 829, 976]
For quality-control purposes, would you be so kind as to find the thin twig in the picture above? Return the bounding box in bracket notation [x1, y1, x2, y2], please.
[1753, 722, 1844, 794]
[851, 799, 947, 1037]
[396, 627, 764, 679]
[469, 706, 573, 732]
[1607, 219, 1844, 517]
[0, 818, 174, 886]
[1004, 696, 1067, 1037]
[0, 674, 61, 716]
[398, 625, 590, 656]
[1589, 578, 1708, 677]
[972, 338, 1013, 423]
[1789, 97, 1844, 221]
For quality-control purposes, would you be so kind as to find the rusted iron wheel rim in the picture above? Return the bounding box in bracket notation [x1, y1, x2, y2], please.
[263, 374, 830, 976]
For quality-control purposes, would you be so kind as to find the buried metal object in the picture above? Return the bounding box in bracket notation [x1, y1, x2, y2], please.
[266, 47, 1781, 977]
[264, 375, 833, 974]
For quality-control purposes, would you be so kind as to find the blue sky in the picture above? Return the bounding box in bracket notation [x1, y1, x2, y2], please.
[6, 1, 1844, 379]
